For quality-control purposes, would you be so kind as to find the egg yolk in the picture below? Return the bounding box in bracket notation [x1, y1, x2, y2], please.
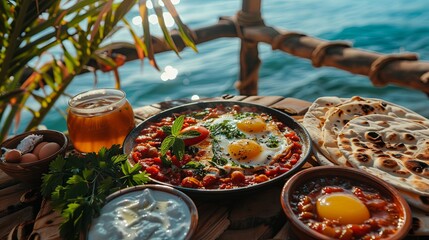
[316, 193, 370, 225]
[228, 139, 262, 161]
[237, 117, 266, 133]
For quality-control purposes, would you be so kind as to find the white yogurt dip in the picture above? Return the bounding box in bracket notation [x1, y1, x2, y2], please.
[87, 188, 193, 240]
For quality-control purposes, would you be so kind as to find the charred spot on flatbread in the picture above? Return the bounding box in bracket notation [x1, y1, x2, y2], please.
[381, 159, 399, 169]
[393, 169, 410, 176]
[354, 153, 371, 163]
[386, 133, 398, 141]
[365, 131, 386, 148]
[386, 143, 406, 151]
[366, 131, 381, 141]
[415, 145, 429, 160]
[360, 104, 375, 114]
[404, 133, 416, 141]
[405, 160, 429, 176]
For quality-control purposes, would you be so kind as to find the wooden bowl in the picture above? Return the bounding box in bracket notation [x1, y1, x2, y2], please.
[281, 166, 412, 240]
[0, 130, 68, 184]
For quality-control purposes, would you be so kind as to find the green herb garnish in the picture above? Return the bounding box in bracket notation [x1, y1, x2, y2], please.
[41, 145, 150, 240]
[263, 135, 280, 148]
[160, 115, 200, 162]
[209, 119, 246, 139]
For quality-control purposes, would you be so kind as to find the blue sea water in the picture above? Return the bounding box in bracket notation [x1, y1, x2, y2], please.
[24, 0, 429, 132]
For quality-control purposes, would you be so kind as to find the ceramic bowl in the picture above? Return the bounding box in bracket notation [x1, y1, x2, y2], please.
[0, 130, 68, 184]
[281, 166, 412, 240]
[86, 184, 199, 240]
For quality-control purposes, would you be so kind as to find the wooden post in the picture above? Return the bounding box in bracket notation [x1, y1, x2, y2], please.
[236, 0, 264, 95]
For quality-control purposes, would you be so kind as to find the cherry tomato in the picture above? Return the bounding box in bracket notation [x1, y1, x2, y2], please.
[180, 126, 209, 146]
[181, 177, 203, 188]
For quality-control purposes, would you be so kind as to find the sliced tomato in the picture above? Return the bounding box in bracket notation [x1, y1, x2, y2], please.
[180, 126, 209, 146]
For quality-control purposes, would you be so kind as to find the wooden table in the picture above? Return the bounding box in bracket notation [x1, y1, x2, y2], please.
[0, 95, 426, 239]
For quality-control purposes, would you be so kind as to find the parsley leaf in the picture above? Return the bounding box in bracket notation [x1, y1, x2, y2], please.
[41, 145, 150, 240]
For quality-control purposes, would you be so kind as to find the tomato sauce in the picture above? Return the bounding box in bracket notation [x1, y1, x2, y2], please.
[130, 105, 303, 190]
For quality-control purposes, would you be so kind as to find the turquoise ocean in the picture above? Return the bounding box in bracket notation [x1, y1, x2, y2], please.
[20, 0, 429, 133]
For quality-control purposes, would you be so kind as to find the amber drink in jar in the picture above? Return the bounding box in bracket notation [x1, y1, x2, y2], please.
[67, 89, 135, 153]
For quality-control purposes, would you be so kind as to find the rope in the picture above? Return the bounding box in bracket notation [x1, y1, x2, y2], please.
[311, 41, 352, 67]
[236, 10, 264, 27]
[420, 71, 429, 84]
[369, 53, 418, 86]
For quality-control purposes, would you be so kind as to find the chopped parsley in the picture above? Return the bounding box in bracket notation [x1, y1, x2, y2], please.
[262, 135, 280, 148]
[209, 120, 246, 139]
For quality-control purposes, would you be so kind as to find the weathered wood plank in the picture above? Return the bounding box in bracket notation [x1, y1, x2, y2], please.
[0, 183, 30, 214]
[133, 105, 162, 120]
[0, 207, 34, 240]
[269, 97, 311, 115]
[30, 199, 62, 240]
[192, 203, 230, 240]
[241, 95, 284, 106]
[228, 187, 283, 229]
[218, 224, 273, 240]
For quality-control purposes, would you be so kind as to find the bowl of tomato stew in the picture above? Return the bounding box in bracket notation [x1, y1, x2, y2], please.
[123, 101, 312, 197]
[281, 166, 412, 240]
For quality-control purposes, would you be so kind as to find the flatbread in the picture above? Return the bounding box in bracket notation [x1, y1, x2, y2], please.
[338, 114, 429, 197]
[322, 98, 428, 166]
[302, 96, 347, 165]
[399, 189, 429, 213]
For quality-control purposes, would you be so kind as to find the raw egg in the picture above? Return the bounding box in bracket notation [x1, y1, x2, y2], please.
[33, 141, 48, 158]
[4, 149, 22, 163]
[316, 193, 370, 224]
[38, 142, 61, 159]
[21, 153, 39, 163]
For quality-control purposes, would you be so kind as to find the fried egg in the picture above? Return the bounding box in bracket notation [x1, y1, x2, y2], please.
[196, 113, 292, 170]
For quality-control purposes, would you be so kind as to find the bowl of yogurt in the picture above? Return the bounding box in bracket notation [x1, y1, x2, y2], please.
[87, 184, 199, 240]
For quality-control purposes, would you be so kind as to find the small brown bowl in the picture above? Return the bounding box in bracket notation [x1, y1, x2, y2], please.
[86, 184, 199, 240]
[0, 130, 68, 184]
[281, 166, 412, 240]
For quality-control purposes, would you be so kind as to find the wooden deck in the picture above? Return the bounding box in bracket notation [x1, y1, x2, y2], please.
[0, 95, 426, 239]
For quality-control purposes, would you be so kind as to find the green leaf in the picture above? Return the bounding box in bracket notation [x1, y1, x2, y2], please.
[153, 2, 180, 57]
[139, 0, 160, 70]
[49, 155, 67, 172]
[160, 135, 175, 155]
[66, 175, 86, 185]
[112, 154, 127, 165]
[162, 0, 198, 52]
[172, 138, 185, 160]
[171, 115, 185, 136]
[182, 161, 204, 169]
[121, 159, 132, 174]
[129, 162, 141, 174]
[132, 172, 150, 185]
[122, 18, 145, 60]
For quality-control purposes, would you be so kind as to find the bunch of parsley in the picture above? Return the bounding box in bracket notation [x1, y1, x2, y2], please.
[41, 145, 149, 240]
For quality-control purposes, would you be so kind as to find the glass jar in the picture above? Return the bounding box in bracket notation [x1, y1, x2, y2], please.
[67, 89, 135, 153]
